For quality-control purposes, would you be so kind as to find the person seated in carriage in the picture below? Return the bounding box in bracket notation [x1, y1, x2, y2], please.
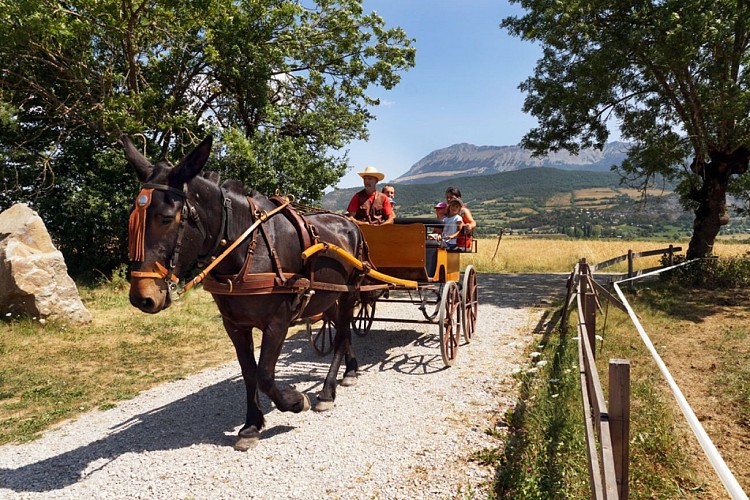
[427, 201, 447, 241]
[445, 186, 477, 251]
[441, 199, 464, 250]
[345, 166, 395, 226]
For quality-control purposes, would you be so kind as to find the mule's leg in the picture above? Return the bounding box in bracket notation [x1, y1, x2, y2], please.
[340, 295, 359, 387]
[223, 318, 264, 451]
[315, 293, 357, 411]
[256, 304, 311, 414]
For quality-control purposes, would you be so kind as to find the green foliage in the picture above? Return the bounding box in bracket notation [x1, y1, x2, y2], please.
[502, 0, 750, 257]
[102, 263, 131, 291]
[492, 328, 588, 499]
[0, 0, 415, 277]
[661, 254, 750, 288]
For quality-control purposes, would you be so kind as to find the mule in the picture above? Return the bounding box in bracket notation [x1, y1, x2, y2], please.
[123, 134, 363, 450]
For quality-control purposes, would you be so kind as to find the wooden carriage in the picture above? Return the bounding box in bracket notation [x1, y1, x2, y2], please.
[307, 218, 478, 367]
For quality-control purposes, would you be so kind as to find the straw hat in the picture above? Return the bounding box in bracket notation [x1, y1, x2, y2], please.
[357, 166, 385, 181]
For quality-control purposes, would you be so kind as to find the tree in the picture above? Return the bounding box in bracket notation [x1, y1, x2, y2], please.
[0, 0, 414, 277]
[502, 0, 750, 258]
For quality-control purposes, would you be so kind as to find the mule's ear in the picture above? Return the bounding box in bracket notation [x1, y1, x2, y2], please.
[120, 134, 153, 182]
[170, 135, 213, 185]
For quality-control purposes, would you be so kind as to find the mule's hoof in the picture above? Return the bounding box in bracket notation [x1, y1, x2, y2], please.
[314, 399, 335, 412]
[301, 392, 311, 412]
[234, 426, 260, 451]
[341, 375, 358, 387]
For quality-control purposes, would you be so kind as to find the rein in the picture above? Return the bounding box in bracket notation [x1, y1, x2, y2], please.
[129, 181, 291, 298]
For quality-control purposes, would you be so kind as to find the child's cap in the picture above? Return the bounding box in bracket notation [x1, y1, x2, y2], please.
[434, 201, 447, 208]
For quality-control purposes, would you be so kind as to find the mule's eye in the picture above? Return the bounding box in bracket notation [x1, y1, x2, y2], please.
[160, 216, 174, 226]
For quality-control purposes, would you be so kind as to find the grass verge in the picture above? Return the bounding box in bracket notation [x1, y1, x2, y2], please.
[486, 280, 749, 498]
[487, 311, 589, 499]
[0, 284, 237, 445]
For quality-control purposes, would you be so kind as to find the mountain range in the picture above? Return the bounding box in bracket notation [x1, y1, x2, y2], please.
[321, 141, 749, 239]
[393, 141, 630, 184]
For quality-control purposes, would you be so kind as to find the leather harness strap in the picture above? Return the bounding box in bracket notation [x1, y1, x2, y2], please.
[200, 195, 314, 296]
[131, 183, 371, 298]
[203, 272, 311, 295]
[179, 197, 290, 294]
[269, 195, 317, 250]
[196, 187, 232, 266]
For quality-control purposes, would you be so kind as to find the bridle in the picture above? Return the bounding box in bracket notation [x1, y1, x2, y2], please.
[129, 181, 290, 300]
[129, 182, 196, 297]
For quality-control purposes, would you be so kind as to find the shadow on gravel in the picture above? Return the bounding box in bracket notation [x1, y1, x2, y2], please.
[479, 273, 567, 309]
[0, 273, 564, 494]
[0, 375, 247, 493]
[0, 326, 421, 494]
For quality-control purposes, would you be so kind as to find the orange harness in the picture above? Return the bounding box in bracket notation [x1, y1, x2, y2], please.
[129, 183, 291, 296]
[128, 185, 393, 301]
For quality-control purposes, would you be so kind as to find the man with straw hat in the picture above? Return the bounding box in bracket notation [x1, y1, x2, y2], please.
[345, 166, 395, 225]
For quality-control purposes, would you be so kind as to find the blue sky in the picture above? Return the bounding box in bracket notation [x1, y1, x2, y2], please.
[335, 0, 542, 189]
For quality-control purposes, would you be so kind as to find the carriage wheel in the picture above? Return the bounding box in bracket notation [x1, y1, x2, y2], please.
[439, 281, 461, 367]
[462, 265, 478, 343]
[308, 318, 336, 356]
[351, 298, 376, 337]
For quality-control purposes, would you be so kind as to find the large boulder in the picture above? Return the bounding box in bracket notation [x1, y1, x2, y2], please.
[0, 204, 92, 324]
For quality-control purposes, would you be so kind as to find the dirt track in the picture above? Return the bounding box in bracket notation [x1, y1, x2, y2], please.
[0, 274, 567, 499]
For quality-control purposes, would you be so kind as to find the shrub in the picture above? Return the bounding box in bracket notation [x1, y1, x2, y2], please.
[661, 253, 750, 288]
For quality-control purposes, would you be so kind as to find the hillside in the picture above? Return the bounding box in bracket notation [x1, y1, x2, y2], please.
[321, 167, 711, 239]
[394, 142, 629, 184]
[325, 167, 622, 210]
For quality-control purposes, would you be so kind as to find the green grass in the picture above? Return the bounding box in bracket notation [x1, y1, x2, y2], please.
[487, 280, 749, 498]
[489, 318, 588, 499]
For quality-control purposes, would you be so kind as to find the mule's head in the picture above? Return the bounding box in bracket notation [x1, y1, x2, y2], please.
[123, 134, 213, 313]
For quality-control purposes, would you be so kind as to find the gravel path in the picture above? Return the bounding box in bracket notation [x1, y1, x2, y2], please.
[0, 274, 566, 499]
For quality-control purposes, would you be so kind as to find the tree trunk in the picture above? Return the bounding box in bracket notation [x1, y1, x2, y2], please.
[687, 146, 750, 258]
[686, 167, 729, 258]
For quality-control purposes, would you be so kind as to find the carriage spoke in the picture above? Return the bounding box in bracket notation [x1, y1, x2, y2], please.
[352, 298, 376, 337]
[462, 265, 478, 342]
[308, 318, 336, 356]
[439, 281, 461, 367]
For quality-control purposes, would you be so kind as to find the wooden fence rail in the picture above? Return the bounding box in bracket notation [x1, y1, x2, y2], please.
[568, 259, 630, 499]
[562, 245, 717, 499]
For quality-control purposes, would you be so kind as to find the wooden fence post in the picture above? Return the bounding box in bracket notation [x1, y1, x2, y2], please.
[627, 249, 634, 292]
[668, 244, 674, 266]
[609, 359, 631, 500]
[580, 260, 597, 357]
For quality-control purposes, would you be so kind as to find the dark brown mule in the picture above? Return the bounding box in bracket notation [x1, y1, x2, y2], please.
[123, 135, 362, 450]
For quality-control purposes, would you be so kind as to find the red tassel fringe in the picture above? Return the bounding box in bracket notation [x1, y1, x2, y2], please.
[128, 188, 154, 262]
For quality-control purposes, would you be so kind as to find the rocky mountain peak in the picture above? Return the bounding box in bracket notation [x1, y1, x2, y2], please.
[394, 141, 629, 184]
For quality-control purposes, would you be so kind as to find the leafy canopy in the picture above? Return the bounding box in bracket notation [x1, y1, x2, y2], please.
[0, 0, 415, 277]
[502, 0, 750, 197]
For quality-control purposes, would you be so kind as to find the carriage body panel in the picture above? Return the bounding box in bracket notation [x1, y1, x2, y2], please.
[359, 221, 467, 284]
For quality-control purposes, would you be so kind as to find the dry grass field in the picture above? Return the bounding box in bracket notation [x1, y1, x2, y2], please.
[463, 236, 750, 274]
[545, 193, 572, 207]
